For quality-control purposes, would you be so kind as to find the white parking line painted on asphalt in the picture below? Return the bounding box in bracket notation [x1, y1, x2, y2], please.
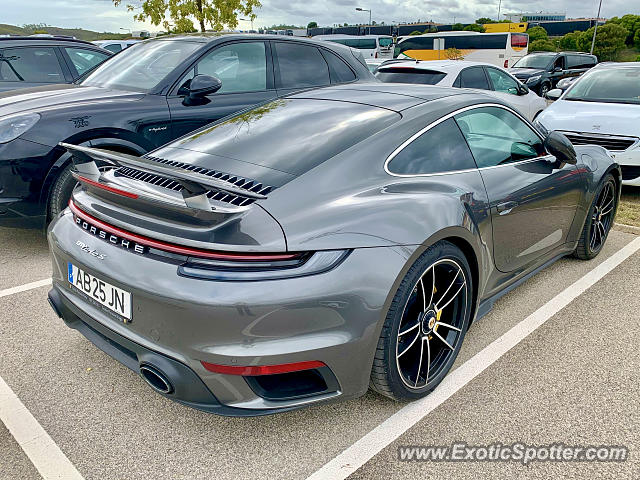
[0, 376, 85, 480]
[307, 236, 640, 480]
[0, 278, 52, 299]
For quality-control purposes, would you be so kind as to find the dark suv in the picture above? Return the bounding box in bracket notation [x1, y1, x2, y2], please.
[0, 34, 374, 228]
[0, 36, 112, 92]
[509, 51, 597, 97]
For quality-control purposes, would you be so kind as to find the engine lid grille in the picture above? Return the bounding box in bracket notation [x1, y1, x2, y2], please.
[116, 155, 273, 208]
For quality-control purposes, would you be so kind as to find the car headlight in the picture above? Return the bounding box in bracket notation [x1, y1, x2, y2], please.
[0, 112, 40, 143]
[526, 75, 541, 84]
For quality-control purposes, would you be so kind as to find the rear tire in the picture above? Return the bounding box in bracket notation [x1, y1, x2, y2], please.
[574, 174, 617, 260]
[370, 241, 473, 401]
[48, 163, 76, 220]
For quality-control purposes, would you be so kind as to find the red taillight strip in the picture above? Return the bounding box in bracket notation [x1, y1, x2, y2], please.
[74, 175, 139, 199]
[201, 360, 326, 376]
[68, 199, 301, 261]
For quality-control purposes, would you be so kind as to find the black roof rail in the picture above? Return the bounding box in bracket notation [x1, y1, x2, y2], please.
[0, 35, 96, 46]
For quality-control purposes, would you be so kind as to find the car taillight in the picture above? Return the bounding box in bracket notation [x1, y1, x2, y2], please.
[504, 59, 509, 68]
[511, 33, 528, 48]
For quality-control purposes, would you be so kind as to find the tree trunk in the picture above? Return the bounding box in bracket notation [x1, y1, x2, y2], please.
[196, 0, 205, 32]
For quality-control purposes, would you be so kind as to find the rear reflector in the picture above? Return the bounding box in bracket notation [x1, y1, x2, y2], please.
[68, 199, 302, 262]
[504, 59, 509, 68]
[201, 360, 326, 376]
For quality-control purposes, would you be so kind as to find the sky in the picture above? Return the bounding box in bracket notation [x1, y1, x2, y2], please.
[2, 0, 636, 33]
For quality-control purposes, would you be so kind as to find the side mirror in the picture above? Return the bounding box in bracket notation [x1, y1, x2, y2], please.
[544, 131, 577, 165]
[517, 84, 529, 95]
[553, 66, 563, 73]
[183, 74, 222, 106]
[546, 88, 562, 100]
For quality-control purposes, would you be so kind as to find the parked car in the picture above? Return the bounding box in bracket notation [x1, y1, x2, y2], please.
[375, 60, 547, 120]
[536, 62, 640, 186]
[48, 84, 619, 415]
[92, 39, 140, 53]
[0, 36, 111, 92]
[509, 51, 597, 97]
[365, 58, 385, 73]
[555, 74, 581, 92]
[0, 34, 373, 229]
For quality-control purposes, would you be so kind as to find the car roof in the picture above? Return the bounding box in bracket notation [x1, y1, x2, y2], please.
[286, 82, 488, 111]
[0, 36, 97, 47]
[593, 61, 640, 69]
[378, 59, 497, 73]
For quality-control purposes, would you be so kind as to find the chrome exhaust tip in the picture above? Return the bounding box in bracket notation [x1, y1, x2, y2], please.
[139, 364, 174, 395]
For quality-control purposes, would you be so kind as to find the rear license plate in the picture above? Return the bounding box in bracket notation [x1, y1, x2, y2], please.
[67, 263, 131, 319]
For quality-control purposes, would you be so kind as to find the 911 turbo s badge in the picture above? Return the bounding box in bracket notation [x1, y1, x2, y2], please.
[74, 215, 147, 255]
[75, 240, 106, 260]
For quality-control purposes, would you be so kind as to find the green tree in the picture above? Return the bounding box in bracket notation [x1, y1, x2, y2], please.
[475, 17, 492, 24]
[607, 14, 640, 46]
[559, 31, 581, 51]
[172, 17, 197, 32]
[526, 26, 548, 42]
[307, 21, 317, 29]
[577, 23, 628, 61]
[463, 24, 485, 33]
[451, 23, 464, 31]
[116, 0, 261, 33]
[529, 39, 556, 52]
[409, 30, 422, 36]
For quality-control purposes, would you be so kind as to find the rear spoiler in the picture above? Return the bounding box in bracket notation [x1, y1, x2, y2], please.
[59, 143, 267, 211]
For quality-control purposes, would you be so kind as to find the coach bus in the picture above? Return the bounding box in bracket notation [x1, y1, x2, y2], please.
[395, 31, 529, 68]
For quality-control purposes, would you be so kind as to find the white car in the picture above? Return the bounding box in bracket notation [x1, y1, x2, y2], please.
[92, 39, 140, 54]
[374, 60, 547, 121]
[538, 62, 640, 186]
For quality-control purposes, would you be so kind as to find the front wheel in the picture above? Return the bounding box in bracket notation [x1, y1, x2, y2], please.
[48, 163, 76, 220]
[370, 241, 473, 401]
[574, 174, 617, 260]
[539, 82, 551, 98]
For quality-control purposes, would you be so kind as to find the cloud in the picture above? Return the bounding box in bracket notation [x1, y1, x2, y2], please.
[2, 0, 635, 32]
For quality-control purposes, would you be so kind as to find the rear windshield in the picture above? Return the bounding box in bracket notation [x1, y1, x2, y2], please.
[171, 98, 400, 176]
[376, 68, 446, 85]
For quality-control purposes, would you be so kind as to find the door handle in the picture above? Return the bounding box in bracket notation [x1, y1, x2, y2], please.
[496, 201, 518, 215]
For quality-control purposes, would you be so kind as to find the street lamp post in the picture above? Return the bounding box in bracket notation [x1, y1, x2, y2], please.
[590, 0, 603, 55]
[356, 7, 372, 34]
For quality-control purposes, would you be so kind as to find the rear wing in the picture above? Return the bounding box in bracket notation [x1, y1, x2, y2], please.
[59, 143, 268, 212]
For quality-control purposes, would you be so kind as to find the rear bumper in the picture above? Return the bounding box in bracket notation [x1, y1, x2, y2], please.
[48, 209, 414, 415]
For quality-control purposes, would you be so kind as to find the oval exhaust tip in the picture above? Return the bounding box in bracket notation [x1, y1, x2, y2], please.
[140, 365, 174, 395]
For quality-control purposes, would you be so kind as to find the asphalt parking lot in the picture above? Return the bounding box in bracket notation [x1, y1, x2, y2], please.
[1, 226, 639, 480]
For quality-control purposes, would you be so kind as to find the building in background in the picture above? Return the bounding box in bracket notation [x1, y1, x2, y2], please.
[504, 12, 566, 22]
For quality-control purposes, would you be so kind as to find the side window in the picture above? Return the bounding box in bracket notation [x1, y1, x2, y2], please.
[103, 44, 122, 53]
[194, 42, 267, 94]
[486, 68, 519, 95]
[387, 118, 477, 175]
[0, 47, 64, 83]
[64, 48, 110, 76]
[320, 50, 356, 84]
[274, 42, 329, 89]
[553, 56, 565, 70]
[457, 67, 490, 90]
[454, 106, 545, 168]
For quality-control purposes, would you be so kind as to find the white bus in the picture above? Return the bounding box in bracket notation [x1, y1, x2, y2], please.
[313, 34, 394, 59]
[395, 31, 528, 68]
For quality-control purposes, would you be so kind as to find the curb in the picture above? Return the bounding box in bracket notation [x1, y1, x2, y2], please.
[614, 222, 640, 235]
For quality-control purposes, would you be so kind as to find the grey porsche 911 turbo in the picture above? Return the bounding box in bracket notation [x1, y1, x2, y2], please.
[47, 83, 620, 416]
